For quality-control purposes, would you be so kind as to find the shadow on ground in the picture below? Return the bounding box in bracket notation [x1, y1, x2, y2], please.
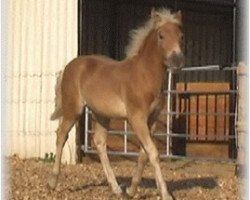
[117, 176, 218, 192]
[69, 176, 218, 193]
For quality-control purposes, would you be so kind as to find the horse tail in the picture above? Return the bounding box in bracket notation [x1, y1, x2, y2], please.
[50, 70, 63, 120]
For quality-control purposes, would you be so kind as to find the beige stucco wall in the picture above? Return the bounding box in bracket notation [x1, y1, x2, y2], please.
[6, 0, 78, 164]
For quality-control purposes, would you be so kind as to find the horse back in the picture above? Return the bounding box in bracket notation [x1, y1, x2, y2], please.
[62, 55, 134, 118]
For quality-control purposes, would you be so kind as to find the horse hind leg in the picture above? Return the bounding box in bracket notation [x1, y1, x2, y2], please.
[48, 70, 86, 188]
[49, 96, 83, 189]
[48, 117, 76, 189]
[93, 116, 123, 196]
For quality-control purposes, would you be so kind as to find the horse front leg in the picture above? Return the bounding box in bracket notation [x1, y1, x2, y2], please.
[93, 116, 123, 196]
[127, 123, 163, 197]
[126, 147, 148, 197]
[129, 114, 173, 200]
[127, 108, 163, 197]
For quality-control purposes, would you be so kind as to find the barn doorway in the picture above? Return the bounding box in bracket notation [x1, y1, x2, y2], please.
[77, 0, 237, 161]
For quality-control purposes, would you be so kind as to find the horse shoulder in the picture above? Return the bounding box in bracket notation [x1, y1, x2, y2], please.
[123, 68, 163, 117]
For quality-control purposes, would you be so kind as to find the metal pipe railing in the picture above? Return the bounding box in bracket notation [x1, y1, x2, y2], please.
[166, 71, 172, 156]
[82, 64, 238, 161]
[85, 130, 236, 140]
[81, 147, 237, 163]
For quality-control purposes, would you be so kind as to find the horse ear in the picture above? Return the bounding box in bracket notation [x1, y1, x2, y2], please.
[151, 8, 162, 24]
[151, 7, 156, 16]
[175, 10, 182, 23]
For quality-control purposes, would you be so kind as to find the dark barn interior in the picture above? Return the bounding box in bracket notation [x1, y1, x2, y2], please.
[77, 0, 238, 160]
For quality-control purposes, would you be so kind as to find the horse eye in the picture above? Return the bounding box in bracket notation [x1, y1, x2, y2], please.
[159, 33, 164, 40]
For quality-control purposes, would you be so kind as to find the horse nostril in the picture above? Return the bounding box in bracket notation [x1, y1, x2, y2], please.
[166, 52, 185, 69]
[179, 53, 185, 64]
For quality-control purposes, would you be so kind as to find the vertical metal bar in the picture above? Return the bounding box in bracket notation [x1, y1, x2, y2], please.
[234, 69, 238, 150]
[84, 106, 89, 152]
[205, 94, 209, 139]
[124, 120, 128, 153]
[214, 94, 218, 138]
[196, 95, 199, 140]
[223, 94, 227, 140]
[187, 94, 191, 140]
[232, 0, 236, 63]
[166, 71, 172, 156]
[77, 0, 83, 56]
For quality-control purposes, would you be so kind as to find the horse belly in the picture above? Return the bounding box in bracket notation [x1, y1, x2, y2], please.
[87, 97, 127, 118]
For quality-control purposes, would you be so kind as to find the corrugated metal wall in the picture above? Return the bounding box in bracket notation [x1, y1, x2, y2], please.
[79, 0, 234, 65]
[6, 0, 78, 163]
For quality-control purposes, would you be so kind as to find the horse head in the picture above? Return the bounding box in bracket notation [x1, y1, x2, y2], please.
[151, 8, 185, 71]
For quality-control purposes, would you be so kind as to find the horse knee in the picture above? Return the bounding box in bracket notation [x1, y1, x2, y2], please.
[55, 119, 75, 146]
[56, 126, 68, 143]
[93, 133, 106, 151]
[56, 134, 68, 147]
[147, 145, 159, 164]
[140, 151, 148, 162]
[93, 137, 102, 148]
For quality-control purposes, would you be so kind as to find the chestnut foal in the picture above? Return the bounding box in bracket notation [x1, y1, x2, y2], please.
[49, 8, 184, 200]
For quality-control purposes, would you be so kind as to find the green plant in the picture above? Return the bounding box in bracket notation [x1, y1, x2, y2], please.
[43, 152, 56, 163]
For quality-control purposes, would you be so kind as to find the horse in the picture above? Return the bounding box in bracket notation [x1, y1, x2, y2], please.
[49, 8, 184, 200]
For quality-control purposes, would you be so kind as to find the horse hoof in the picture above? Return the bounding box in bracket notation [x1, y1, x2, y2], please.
[164, 195, 174, 200]
[48, 176, 58, 190]
[125, 187, 134, 198]
[113, 186, 130, 200]
[118, 192, 131, 200]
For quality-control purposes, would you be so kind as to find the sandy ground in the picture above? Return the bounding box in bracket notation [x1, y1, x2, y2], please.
[6, 155, 245, 200]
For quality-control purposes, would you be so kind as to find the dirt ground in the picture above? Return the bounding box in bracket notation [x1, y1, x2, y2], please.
[6, 155, 245, 200]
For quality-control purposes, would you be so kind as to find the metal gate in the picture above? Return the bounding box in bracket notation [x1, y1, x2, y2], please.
[81, 65, 238, 161]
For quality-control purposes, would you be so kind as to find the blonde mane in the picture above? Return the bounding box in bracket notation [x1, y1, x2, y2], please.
[125, 8, 180, 58]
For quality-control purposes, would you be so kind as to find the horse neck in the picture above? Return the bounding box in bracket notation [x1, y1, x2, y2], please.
[136, 30, 166, 87]
[138, 30, 165, 70]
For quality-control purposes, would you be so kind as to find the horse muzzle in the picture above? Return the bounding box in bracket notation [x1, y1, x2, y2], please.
[165, 52, 185, 71]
